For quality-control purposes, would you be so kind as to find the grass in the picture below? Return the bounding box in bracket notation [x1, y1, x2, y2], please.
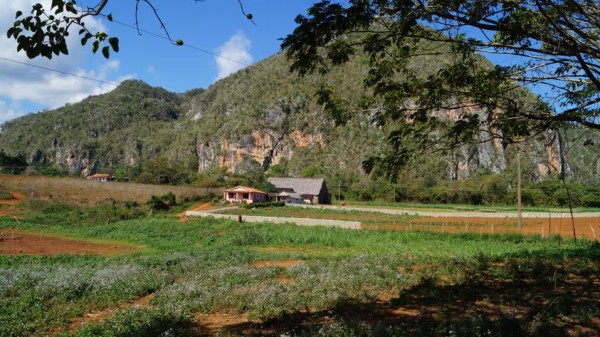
[339, 200, 600, 213]
[216, 205, 420, 226]
[0, 174, 218, 205]
[0, 197, 599, 336]
[0, 190, 13, 200]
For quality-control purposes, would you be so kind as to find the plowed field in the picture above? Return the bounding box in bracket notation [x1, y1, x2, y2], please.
[0, 230, 136, 256]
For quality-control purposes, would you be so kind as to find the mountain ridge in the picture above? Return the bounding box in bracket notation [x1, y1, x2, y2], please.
[1, 51, 598, 187]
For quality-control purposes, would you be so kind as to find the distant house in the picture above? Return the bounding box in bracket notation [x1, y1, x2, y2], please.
[224, 186, 267, 204]
[86, 173, 116, 182]
[268, 177, 330, 205]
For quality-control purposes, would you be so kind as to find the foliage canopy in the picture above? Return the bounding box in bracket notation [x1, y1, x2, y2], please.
[281, 0, 600, 178]
[6, 0, 253, 59]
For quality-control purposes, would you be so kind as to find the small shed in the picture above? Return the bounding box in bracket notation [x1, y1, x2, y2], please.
[273, 191, 304, 204]
[86, 173, 116, 182]
[224, 186, 267, 204]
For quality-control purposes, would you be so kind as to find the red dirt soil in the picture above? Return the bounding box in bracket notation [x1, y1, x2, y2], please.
[0, 189, 137, 256]
[382, 216, 600, 240]
[0, 191, 25, 216]
[65, 293, 155, 334]
[252, 260, 304, 268]
[0, 230, 136, 256]
[176, 202, 221, 223]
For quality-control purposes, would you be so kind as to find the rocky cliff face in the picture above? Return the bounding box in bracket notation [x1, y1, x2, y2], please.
[26, 139, 96, 176]
[196, 129, 325, 174]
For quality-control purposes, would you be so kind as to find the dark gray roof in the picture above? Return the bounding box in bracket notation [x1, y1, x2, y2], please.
[268, 177, 326, 196]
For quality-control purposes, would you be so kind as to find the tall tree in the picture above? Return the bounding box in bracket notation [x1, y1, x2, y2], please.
[281, 0, 600, 178]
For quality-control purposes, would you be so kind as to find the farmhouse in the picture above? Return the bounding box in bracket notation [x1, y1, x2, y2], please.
[223, 186, 267, 204]
[86, 173, 116, 182]
[268, 177, 330, 204]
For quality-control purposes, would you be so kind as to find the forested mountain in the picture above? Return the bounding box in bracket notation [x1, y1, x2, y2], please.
[1, 50, 599, 201]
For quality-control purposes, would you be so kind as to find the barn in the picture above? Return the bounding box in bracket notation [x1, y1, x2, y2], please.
[268, 177, 330, 205]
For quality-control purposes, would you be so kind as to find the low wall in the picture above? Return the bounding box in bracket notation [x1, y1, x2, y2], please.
[185, 211, 361, 230]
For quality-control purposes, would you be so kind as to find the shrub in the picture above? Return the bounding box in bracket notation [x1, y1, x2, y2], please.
[146, 192, 178, 211]
[147, 196, 169, 211]
[242, 201, 286, 209]
[162, 192, 176, 207]
[124, 200, 139, 209]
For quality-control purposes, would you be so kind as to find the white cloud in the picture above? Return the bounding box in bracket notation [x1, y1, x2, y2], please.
[0, 0, 131, 124]
[0, 100, 23, 125]
[215, 31, 253, 81]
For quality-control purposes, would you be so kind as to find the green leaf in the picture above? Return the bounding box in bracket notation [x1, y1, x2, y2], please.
[92, 40, 99, 53]
[108, 37, 119, 52]
[65, 2, 77, 14]
[58, 42, 68, 55]
[15, 11, 23, 18]
[51, 0, 64, 9]
[102, 46, 110, 58]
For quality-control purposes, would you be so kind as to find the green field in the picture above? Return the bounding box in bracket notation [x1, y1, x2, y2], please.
[0, 196, 599, 336]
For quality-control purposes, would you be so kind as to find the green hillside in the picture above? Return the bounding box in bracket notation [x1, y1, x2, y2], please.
[1, 50, 599, 206]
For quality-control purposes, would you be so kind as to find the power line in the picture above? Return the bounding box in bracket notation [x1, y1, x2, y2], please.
[0, 56, 119, 87]
[105, 16, 251, 67]
[0, 13, 253, 88]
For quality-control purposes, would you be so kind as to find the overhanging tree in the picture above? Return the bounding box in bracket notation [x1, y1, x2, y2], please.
[6, 0, 254, 59]
[281, 0, 600, 179]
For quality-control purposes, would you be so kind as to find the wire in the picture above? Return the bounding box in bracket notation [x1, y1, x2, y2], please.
[105, 16, 252, 67]
[0, 56, 120, 87]
[0, 11, 254, 89]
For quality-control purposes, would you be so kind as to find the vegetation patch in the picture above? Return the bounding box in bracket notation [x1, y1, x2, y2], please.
[0, 189, 598, 336]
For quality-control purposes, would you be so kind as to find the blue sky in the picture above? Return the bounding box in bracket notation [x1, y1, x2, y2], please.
[0, 0, 321, 124]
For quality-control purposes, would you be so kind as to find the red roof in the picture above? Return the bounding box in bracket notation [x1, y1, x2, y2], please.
[223, 186, 266, 194]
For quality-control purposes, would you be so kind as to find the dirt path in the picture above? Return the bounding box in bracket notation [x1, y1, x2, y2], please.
[52, 293, 156, 336]
[175, 202, 218, 223]
[0, 191, 25, 216]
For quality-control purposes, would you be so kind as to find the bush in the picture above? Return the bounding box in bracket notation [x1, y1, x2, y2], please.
[162, 192, 176, 207]
[146, 192, 178, 211]
[583, 194, 600, 207]
[242, 201, 286, 209]
[147, 196, 168, 211]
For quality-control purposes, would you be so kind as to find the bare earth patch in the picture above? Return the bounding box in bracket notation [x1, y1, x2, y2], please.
[0, 191, 25, 217]
[252, 259, 304, 268]
[192, 312, 256, 335]
[64, 293, 155, 335]
[0, 229, 137, 256]
[176, 202, 220, 223]
[361, 216, 600, 240]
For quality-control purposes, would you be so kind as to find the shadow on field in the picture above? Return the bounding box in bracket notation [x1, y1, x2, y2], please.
[204, 247, 600, 337]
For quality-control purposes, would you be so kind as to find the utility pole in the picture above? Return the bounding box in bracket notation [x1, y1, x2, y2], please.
[517, 150, 522, 232]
